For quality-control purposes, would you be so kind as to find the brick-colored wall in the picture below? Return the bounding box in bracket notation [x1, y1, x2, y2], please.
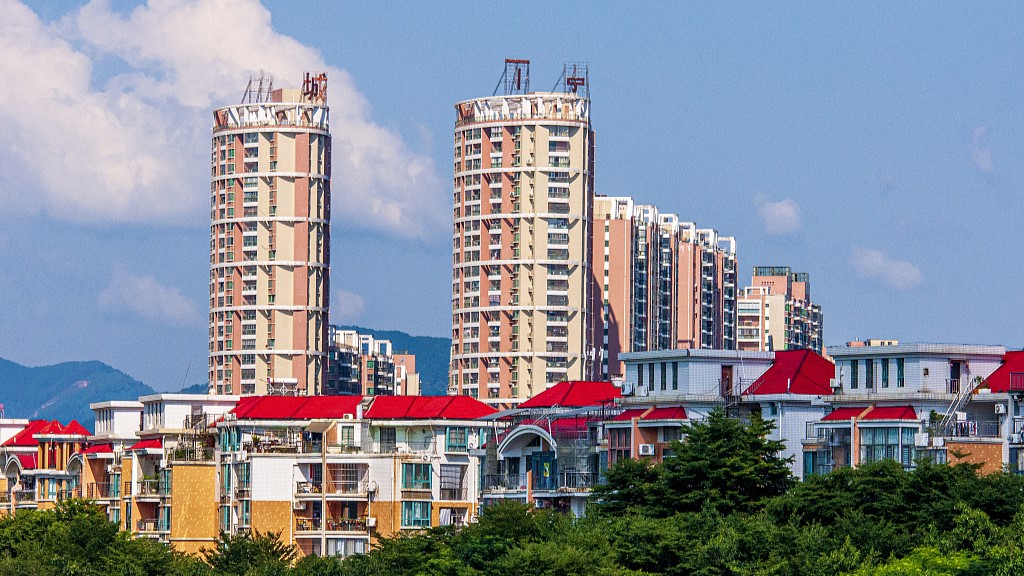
[946, 440, 1003, 475]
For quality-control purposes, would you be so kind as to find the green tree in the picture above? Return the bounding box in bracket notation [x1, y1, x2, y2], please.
[660, 409, 794, 515]
[591, 457, 667, 517]
[201, 530, 297, 576]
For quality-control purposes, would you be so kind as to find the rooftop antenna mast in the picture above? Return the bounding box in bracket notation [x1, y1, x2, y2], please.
[241, 70, 274, 104]
[559, 62, 589, 99]
[493, 59, 530, 96]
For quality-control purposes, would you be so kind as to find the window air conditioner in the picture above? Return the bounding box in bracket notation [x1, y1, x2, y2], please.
[365, 517, 376, 528]
[292, 500, 306, 510]
[638, 444, 656, 456]
[995, 404, 1007, 415]
[1009, 434, 1022, 444]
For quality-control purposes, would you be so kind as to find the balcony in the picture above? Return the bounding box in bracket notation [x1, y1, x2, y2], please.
[930, 420, 1001, 439]
[483, 473, 527, 492]
[440, 486, 469, 501]
[295, 517, 368, 533]
[88, 482, 118, 499]
[556, 471, 600, 492]
[57, 488, 83, 502]
[135, 518, 167, 534]
[12, 489, 35, 503]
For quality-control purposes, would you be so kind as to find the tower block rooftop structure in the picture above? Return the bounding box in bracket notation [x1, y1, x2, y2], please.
[449, 60, 596, 404]
[209, 72, 331, 396]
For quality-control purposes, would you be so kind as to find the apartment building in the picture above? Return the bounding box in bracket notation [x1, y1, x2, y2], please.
[216, 395, 494, 557]
[738, 267, 823, 354]
[325, 327, 420, 396]
[481, 380, 620, 516]
[209, 72, 331, 396]
[450, 60, 596, 404]
[1, 419, 91, 514]
[806, 343, 1007, 475]
[592, 196, 738, 380]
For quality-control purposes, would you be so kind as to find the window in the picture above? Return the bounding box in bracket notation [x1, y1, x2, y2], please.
[897, 358, 905, 387]
[402, 463, 431, 490]
[850, 360, 859, 389]
[445, 427, 468, 452]
[380, 427, 396, 452]
[439, 465, 465, 500]
[637, 363, 644, 390]
[865, 360, 874, 389]
[661, 362, 667, 391]
[881, 359, 890, 388]
[401, 501, 431, 528]
[648, 363, 655, 391]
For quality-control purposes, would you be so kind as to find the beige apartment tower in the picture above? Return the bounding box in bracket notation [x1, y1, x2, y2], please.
[209, 73, 331, 396]
[449, 61, 596, 404]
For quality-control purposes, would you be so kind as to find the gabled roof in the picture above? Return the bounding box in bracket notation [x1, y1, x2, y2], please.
[644, 406, 687, 421]
[231, 396, 363, 420]
[2, 420, 49, 447]
[365, 396, 496, 420]
[79, 444, 114, 455]
[34, 420, 66, 435]
[981, 351, 1024, 393]
[62, 420, 92, 436]
[127, 438, 162, 451]
[610, 406, 687, 422]
[861, 406, 918, 421]
[15, 454, 37, 470]
[518, 381, 621, 409]
[610, 408, 648, 422]
[743, 349, 835, 395]
[821, 405, 918, 422]
[821, 407, 870, 421]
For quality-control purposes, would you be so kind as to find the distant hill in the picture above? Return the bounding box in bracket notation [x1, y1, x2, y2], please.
[178, 383, 209, 394]
[0, 358, 155, 431]
[337, 326, 451, 396]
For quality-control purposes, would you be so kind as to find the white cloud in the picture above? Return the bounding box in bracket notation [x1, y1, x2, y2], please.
[969, 126, 994, 177]
[99, 271, 200, 325]
[332, 289, 366, 323]
[753, 194, 801, 235]
[851, 248, 924, 290]
[0, 0, 446, 237]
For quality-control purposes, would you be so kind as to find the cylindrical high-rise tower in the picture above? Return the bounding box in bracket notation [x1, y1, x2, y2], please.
[209, 73, 331, 396]
[449, 61, 595, 404]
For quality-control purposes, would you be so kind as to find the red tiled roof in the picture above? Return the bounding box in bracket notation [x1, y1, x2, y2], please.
[79, 443, 114, 455]
[644, 406, 687, 420]
[981, 351, 1024, 393]
[2, 420, 49, 447]
[35, 420, 66, 435]
[610, 407, 688, 422]
[365, 396, 497, 420]
[610, 408, 648, 422]
[518, 381, 621, 409]
[127, 438, 162, 451]
[231, 396, 363, 420]
[861, 406, 918, 421]
[15, 454, 37, 470]
[821, 407, 870, 421]
[62, 420, 92, 436]
[743, 349, 835, 395]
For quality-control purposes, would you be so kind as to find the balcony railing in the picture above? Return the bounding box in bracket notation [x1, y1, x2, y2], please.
[557, 471, 600, 491]
[440, 486, 469, 501]
[484, 473, 527, 491]
[57, 488, 82, 501]
[136, 480, 160, 497]
[136, 519, 160, 533]
[88, 482, 117, 499]
[931, 420, 1001, 439]
[296, 517, 368, 533]
[13, 489, 36, 503]
[325, 480, 368, 496]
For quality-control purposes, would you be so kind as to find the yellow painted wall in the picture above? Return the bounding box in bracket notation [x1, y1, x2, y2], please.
[252, 500, 293, 541]
[369, 500, 401, 540]
[169, 463, 219, 554]
[946, 441, 1004, 475]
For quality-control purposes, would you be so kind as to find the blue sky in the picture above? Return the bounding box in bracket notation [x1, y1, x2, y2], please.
[2, 1, 1022, 391]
